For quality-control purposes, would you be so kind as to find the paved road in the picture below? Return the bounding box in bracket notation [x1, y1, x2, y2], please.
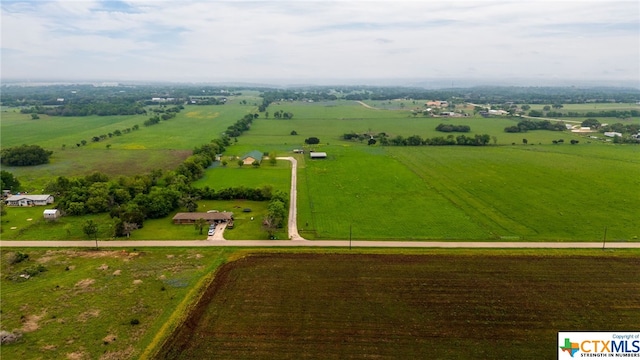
[1, 240, 638, 248]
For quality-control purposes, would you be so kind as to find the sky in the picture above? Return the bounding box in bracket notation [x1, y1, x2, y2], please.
[1, 0, 639, 87]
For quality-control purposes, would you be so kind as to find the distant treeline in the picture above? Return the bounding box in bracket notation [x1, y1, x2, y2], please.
[504, 120, 566, 133]
[530, 109, 640, 118]
[379, 133, 491, 146]
[21, 102, 146, 116]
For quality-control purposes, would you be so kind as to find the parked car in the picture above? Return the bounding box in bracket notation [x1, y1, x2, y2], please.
[208, 228, 215, 236]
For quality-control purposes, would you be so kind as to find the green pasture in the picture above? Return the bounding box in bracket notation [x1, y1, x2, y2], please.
[2, 99, 639, 241]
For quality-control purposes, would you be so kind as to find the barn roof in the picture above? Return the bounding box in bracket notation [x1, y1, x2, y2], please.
[172, 212, 233, 221]
[242, 150, 263, 162]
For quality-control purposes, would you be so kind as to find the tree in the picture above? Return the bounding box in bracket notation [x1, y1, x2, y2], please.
[238, 159, 244, 167]
[0, 170, 21, 192]
[0, 201, 7, 217]
[31, 113, 40, 120]
[552, 103, 564, 109]
[582, 118, 601, 129]
[194, 218, 207, 235]
[304, 137, 320, 145]
[521, 104, 531, 111]
[269, 153, 277, 166]
[290, 130, 297, 135]
[106, 144, 111, 150]
[543, 105, 551, 111]
[83, 220, 99, 240]
[491, 136, 498, 145]
[252, 159, 260, 168]
[522, 138, 528, 145]
[221, 159, 228, 167]
[180, 195, 199, 212]
[368, 138, 377, 146]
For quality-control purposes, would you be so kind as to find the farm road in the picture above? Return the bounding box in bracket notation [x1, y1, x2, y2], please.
[1, 240, 638, 248]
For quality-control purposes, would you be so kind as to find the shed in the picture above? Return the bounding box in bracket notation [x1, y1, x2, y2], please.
[43, 209, 60, 220]
[310, 152, 327, 159]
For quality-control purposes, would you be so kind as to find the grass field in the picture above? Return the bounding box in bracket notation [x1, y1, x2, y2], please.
[2, 99, 638, 241]
[157, 251, 640, 359]
[0, 247, 236, 360]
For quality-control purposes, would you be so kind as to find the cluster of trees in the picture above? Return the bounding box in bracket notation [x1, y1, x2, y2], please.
[600, 122, 640, 134]
[226, 114, 257, 137]
[1, 145, 53, 166]
[504, 119, 566, 133]
[535, 109, 639, 119]
[271, 110, 294, 119]
[435, 123, 471, 133]
[305, 137, 320, 145]
[379, 133, 491, 146]
[20, 101, 146, 117]
[143, 106, 183, 126]
[258, 90, 338, 112]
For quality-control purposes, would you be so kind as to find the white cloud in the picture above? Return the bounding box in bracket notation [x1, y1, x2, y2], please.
[1, 0, 638, 85]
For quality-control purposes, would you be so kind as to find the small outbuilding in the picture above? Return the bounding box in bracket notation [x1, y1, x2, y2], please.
[309, 152, 327, 159]
[43, 209, 60, 220]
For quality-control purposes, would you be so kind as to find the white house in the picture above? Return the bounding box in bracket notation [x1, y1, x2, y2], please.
[604, 132, 622, 138]
[5, 194, 54, 207]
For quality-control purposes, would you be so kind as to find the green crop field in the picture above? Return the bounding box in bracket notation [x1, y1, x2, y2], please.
[158, 251, 640, 359]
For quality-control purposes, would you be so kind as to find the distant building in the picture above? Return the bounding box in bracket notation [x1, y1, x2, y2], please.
[604, 132, 622, 138]
[310, 152, 327, 159]
[241, 150, 264, 165]
[293, 149, 304, 154]
[6, 194, 54, 207]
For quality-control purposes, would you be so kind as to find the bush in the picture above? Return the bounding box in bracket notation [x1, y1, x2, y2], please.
[7, 251, 29, 265]
[130, 319, 140, 325]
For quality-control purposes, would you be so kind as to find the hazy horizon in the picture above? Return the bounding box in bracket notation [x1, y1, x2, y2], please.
[2, 1, 639, 88]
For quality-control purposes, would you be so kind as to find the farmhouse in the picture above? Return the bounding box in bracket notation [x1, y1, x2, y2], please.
[604, 132, 622, 138]
[172, 212, 234, 225]
[43, 209, 60, 220]
[310, 152, 327, 159]
[5, 194, 54, 207]
[242, 150, 263, 165]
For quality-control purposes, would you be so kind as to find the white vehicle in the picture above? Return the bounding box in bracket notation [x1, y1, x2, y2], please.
[208, 228, 215, 236]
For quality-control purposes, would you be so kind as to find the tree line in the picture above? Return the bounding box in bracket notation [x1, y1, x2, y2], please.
[435, 123, 471, 133]
[504, 119, 566, 133]
[378, 133, 492, 146]
[21, 101, 146, 117]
